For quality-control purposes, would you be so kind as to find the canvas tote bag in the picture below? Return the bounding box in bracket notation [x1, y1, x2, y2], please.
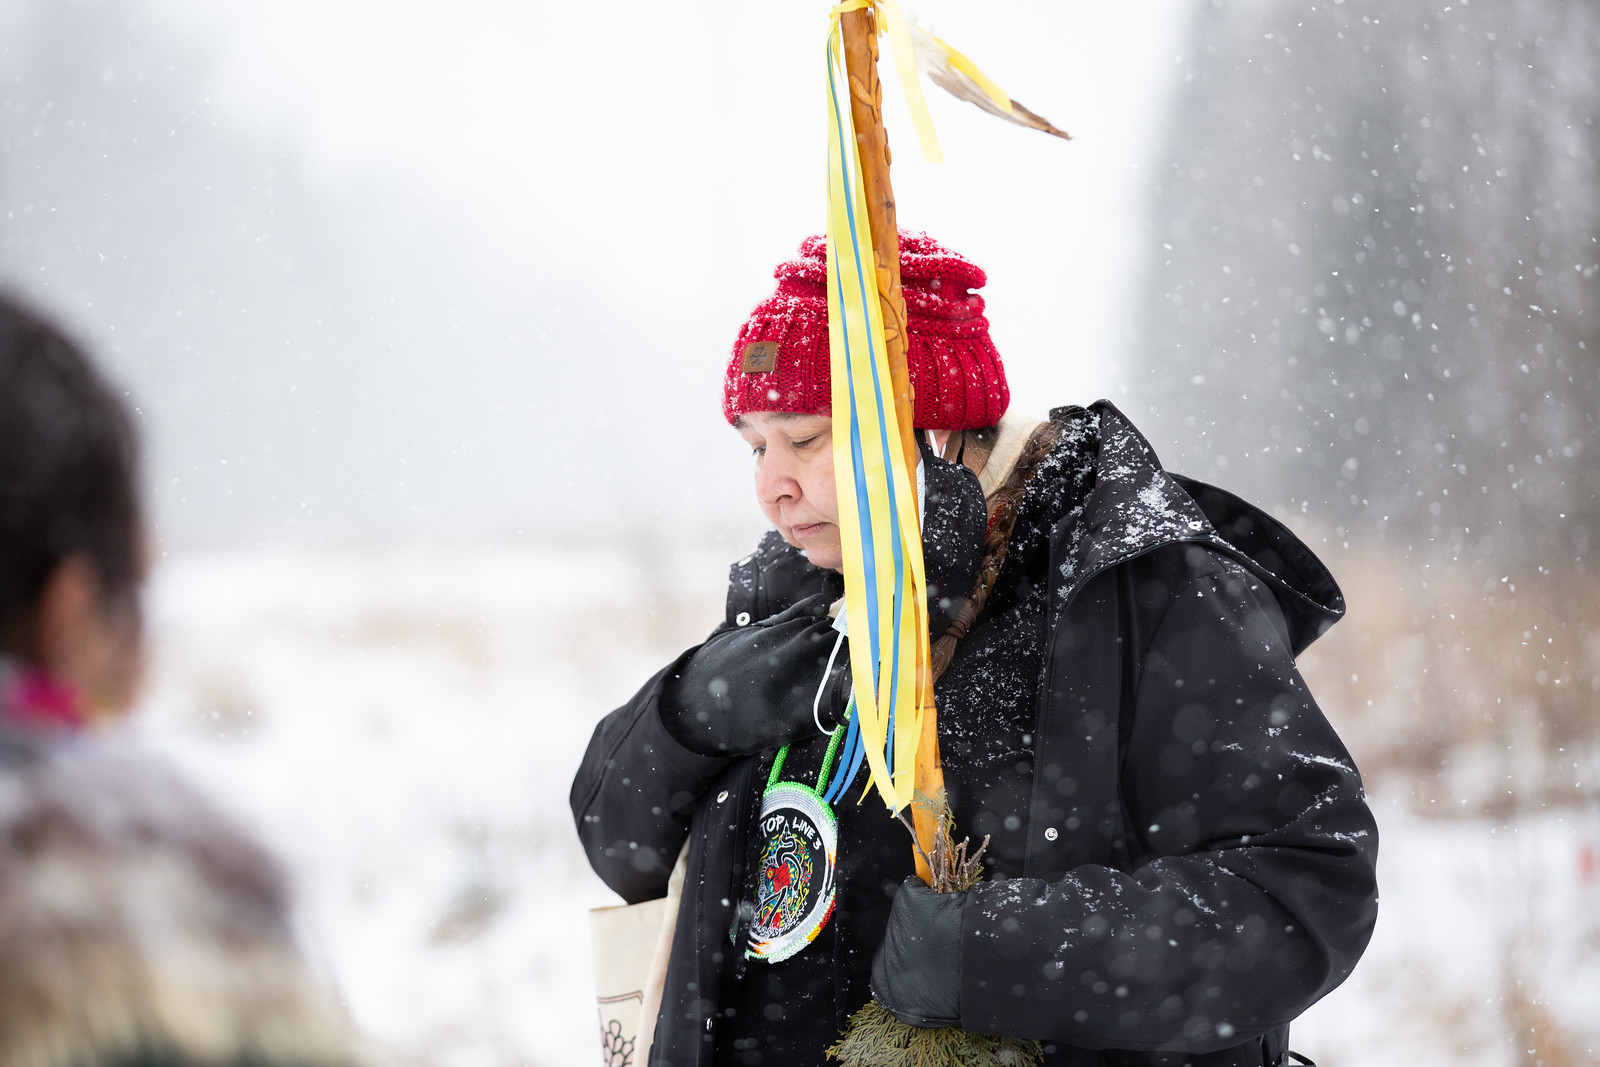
[589, 842, 688, 1067]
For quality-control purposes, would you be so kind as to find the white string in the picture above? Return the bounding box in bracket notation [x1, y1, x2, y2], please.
[813, 627, 849, 735]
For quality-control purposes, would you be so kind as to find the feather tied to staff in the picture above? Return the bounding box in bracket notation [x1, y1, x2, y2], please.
[830, 0, 1070, 170]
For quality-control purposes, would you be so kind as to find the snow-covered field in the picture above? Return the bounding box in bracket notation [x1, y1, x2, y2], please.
[137, 549, 1600, 1067]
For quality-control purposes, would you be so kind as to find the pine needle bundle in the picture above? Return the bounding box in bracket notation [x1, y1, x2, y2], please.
[827, 793, 1043, 1067]
[827, 1000, 1043, 1067]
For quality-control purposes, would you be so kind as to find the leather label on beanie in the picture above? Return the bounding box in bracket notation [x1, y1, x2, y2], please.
[741, 341, 779, 374]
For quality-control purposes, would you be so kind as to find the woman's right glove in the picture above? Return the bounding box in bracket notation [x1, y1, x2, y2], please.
[870, 877, 965, 1028]
[660, 594, 850, 757]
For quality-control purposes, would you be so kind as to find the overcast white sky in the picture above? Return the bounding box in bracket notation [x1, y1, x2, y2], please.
[146, 0, 1194, 416]
[2, 0, 1197, 548]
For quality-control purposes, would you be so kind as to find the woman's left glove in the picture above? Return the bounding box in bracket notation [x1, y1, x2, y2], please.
[660, 594, 850, 757]
[869, 877, 965, 1028]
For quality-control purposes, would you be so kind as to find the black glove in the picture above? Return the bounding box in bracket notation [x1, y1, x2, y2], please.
[660, 594, 851, 757]
[920, 443, 987, 638]
[870, 877, 965, 1028]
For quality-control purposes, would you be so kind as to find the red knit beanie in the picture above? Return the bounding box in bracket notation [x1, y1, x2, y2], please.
[721, 232, 1009, 430]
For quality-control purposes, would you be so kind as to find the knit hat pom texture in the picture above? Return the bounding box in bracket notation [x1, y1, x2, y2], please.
[721, 232, 1009, 430]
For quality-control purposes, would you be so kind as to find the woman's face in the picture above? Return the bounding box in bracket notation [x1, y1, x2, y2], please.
[736, 412, 843, 572]
[27, 546, 147, 719]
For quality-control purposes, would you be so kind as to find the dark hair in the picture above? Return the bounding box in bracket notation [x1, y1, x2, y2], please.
[0, 293, 142, 652]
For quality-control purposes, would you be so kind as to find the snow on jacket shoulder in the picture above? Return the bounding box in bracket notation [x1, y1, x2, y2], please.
[953, 402, 1377, 1062]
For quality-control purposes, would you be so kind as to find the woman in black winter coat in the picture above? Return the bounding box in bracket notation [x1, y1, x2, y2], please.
[571, 234, 1378, 1067]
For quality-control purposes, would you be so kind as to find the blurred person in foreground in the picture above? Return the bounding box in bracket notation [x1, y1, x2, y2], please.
[573, 234, 1379, 1066]
[0, 294, 363, 1067]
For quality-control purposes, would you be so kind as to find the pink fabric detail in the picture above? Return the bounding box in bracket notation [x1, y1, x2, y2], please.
[1, 666, 86, 733]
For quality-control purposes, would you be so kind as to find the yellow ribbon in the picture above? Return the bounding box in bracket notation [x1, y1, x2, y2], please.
[819, 2, 1030, 814]
[874, 0, 943, 164]
[824, 20, 930, 812]
[828, 0, 942, 164]
[827, 1, 1028, 162]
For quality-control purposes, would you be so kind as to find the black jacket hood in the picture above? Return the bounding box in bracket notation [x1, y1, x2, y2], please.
[1056, 401, 1345, 657]
[724, 400, 1346, 658]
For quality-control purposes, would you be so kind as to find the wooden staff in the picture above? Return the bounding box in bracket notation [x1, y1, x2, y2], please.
[839, 7, 916, 474]
[839, 4, 945, 886]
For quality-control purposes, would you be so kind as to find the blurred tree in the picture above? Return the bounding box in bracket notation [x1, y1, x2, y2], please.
[1133, 0, 1599, 576]
[1, 0, 361, 540]
[1131, 0, 1600, 820]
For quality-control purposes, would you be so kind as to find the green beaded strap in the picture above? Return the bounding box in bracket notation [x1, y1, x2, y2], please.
[767, 721, 848, 794]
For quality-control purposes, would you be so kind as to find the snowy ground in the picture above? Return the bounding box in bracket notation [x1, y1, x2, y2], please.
[136, 548, 1600, 1067]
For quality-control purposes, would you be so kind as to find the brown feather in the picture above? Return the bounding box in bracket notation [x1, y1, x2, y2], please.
[909, 24, 1072, 142]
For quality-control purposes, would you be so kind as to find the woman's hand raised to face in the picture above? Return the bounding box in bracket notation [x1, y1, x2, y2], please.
[669, 418, 985, 763]
[919, 444, 988, 638]
[737, 410, 986, 627]
[659, 595, 850, 758]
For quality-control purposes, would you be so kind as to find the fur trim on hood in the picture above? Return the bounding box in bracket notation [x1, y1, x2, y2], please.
[0, 730, 363, 1067]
